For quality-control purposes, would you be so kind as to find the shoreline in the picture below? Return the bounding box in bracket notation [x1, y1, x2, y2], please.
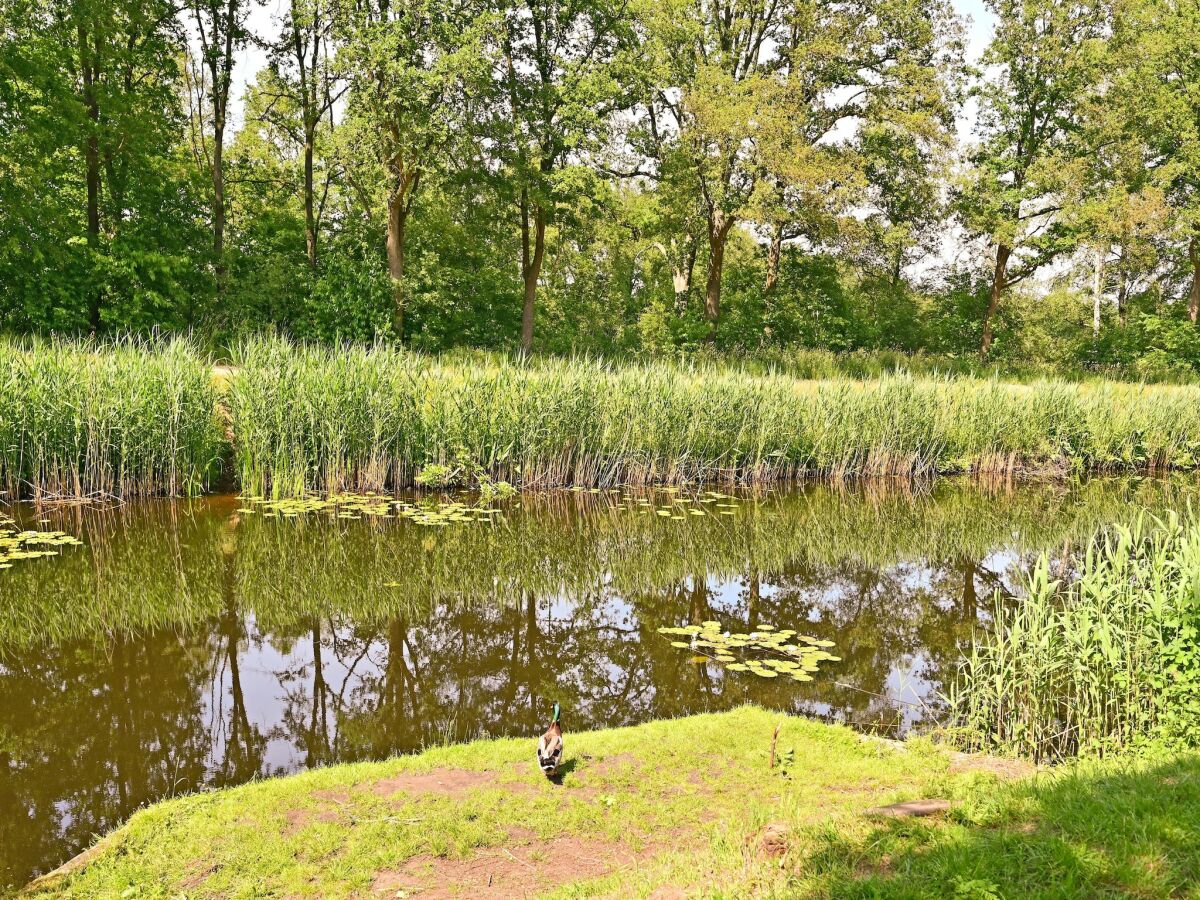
[18, 706, 1199, 899]
[16, 708, 1024, 898]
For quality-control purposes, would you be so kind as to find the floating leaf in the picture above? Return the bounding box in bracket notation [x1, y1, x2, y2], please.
[657, 618, 839, 686]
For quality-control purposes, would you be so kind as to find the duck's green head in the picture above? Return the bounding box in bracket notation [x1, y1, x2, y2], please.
[552, 701, 561, 724]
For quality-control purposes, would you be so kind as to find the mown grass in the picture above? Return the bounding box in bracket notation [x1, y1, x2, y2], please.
[0, 338, 224, 499]
[682, 345, 1198, 385]
[227, 337, 1200, 496]
[952, 511, 1200, 763]
[21, 706, 1200, 898]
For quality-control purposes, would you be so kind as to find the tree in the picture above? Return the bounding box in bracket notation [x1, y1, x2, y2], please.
[0, 0, 203, 332]
[636, 0, 959, 334]
[1059, 98, 1168, 337]
[1107, 0, 1200, 324]
[262, 0, 343, 270]
[185, 0, 255, 293]
[495, 0, 633, 351]
[338, 0, 494, 339]
[957, 0, 1107, 356]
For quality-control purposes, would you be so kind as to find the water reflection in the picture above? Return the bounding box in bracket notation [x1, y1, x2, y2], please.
[1, 477, 1196, 887]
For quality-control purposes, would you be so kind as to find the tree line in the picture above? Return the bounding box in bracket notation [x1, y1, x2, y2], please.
[1, 0, 1198, 371]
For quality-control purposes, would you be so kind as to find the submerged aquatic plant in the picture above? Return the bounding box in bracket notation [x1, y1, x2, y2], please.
[659, 621, 840, 682]
[0, 512, 83, 571]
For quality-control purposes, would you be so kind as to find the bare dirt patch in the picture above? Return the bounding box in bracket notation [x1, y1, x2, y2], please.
[312, 788, 352, 804]
[581, 752, 639, 779]
[947, 751, 1035, 780]
[371, 834, 657, 899]
[282, 806, 340, 835]
[371, 768, 531, 800]
[749, 822, 792, 859]
[179, 861, 218, 890]
[864, 798, 951, 819]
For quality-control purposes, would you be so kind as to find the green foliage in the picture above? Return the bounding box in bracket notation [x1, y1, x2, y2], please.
[2, 0, 1200, 379]
[0, 0, 210, 333]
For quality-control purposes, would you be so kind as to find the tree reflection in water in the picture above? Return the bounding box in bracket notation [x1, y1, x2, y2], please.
[1, 476, 1197, 887]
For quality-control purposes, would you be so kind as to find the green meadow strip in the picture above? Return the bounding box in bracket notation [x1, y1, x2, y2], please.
[228, 337, 1200, 496]
[0, 337, 224, 499]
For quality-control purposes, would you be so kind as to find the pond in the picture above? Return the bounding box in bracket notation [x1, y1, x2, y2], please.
[2, 476, 1198, 888]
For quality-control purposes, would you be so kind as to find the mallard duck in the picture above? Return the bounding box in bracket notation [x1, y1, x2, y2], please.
[536, 701, 564, 776]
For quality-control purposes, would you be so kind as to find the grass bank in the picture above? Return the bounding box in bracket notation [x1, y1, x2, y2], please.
[229, 337, 1200, 496]
[0, 338, 223, 499]
[22, 706, 1200, 898]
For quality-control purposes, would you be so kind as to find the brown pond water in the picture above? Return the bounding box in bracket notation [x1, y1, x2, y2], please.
[2, 476, 1199, 888]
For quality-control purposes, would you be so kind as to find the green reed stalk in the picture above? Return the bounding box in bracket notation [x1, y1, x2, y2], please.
[227, 336, 1200, 496]
[950, 511, 1200, 762]
[0, 336, 224, 499]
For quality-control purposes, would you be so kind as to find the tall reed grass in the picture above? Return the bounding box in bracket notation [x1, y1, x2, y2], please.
[0, 338, 224, 498]
[228, 336, 1200, 496]
[951, 511, 1200, 762]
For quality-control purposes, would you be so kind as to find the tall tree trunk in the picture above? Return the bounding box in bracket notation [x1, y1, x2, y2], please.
[80, 20, 102, 331]
[672, 265, 690, 313]
[980, 243, 1011, 358]
[303, 132, 317, 269]
[520, 191, 546, 353]
[1117, 271, 1128, 327]
[661, 237, 695, 315]
[387, 193, 407, 339]
[1092, 244, 1106, 337]
[213, 120, 226, 288]
[705, 214, 734, 327]
[764, 223, 783, 295]
[1190, 238, 1200, 325]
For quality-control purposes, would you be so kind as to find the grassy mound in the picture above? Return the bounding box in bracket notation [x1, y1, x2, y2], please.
[22, 707, 1200, 898]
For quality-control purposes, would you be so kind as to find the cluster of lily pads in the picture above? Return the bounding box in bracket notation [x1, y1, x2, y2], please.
[567, 486, 744, 519]
[239, 493, 504, 526]
[658, 621, 839, 682]
[0, 514, 84, 571]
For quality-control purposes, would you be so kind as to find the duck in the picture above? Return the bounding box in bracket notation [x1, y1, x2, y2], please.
[536, 701, 564, 776]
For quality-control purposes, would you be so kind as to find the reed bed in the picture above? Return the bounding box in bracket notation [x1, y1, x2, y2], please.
[228, 336, 1200, 496]
[0, 337, 224, 499]
[951, 511, 1200, 762]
